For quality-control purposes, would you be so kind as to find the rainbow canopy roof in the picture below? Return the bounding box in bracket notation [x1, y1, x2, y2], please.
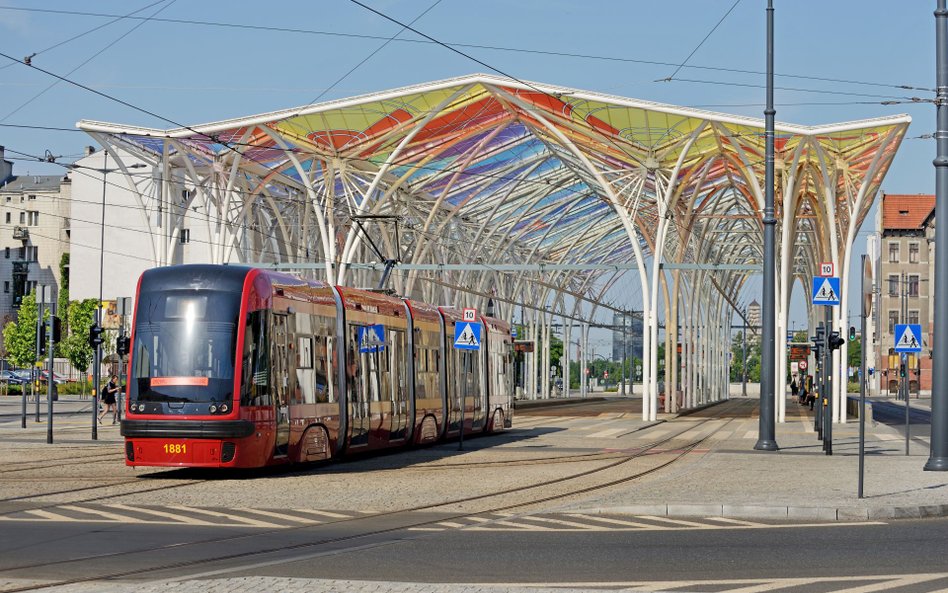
[78, 73, 910, 315]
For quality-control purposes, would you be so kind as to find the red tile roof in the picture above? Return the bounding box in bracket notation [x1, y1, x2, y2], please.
[882, 194, 935, 230]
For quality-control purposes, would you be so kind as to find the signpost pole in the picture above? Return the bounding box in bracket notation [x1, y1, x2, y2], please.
[35, 286, 44, 423]
[859, 255, 869, 498]
[824, 305, 833, 456]
[46, 299, 55, 444]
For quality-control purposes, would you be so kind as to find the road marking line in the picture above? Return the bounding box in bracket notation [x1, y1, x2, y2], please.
[564, 514, 662, 529]
[22, 509, 88, 522]
[464, 516, 552, 531]
[110, 504, 215, 525]
[166, 505, 283, 527]
[290, 509, 352, 519]
[506, 515, 603, 529]
[435, 521, 466, 528]
[484, 573, 948, 591]
[57, 505, 150, 523]
[234, 507, 322, 524]
[638, 515, 716, 528]
[703, 516, 766, 527]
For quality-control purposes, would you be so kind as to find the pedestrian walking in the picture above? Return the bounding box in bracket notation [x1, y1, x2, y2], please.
[790, 378, 799, 400]
[98, 374, 120, 425]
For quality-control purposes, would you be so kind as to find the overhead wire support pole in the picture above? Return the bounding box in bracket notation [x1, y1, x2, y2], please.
[755, 0, 778, 451]
[926, 0, 948, 471]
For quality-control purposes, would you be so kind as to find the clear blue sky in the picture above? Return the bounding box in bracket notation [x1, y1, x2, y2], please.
[0, 0, 938, 332]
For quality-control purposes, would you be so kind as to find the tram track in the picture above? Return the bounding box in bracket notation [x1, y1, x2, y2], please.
[0, 414, 737, 592]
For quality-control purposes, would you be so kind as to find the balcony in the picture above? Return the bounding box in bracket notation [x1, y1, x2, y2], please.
[12, 226, 28, 240]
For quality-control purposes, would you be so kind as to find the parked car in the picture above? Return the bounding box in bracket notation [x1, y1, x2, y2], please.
[10, 370, 33, 382]
[39, 370, 66, 384]
[0, 370, 27, 385]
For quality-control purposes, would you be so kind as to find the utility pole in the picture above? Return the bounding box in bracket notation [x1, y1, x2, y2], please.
[756, 0, 778, 451]
[927, 0, 948, 471]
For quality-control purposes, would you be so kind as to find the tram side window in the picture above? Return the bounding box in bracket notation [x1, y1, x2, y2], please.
[241, 311, 270, 406]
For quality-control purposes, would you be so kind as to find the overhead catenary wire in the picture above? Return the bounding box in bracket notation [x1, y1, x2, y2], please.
[659, 0, 743, 83]
[0, 0, 169, 73]
[0, 5, 932, 93]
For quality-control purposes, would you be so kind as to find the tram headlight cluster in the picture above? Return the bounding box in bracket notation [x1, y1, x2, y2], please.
[208, 403, 230, 415]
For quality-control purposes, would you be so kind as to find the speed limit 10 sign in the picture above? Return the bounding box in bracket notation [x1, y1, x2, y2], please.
[462, 308, 477, 322]
[819, 262, 835, 277]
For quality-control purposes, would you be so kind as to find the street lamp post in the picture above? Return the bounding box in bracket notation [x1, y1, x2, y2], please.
[70, 154, 145, 440]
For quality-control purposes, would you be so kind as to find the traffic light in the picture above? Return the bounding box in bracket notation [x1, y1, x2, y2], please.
[849, 326, 856, 342]
[116, 335, 130, 358]
[39, 324, 46, 356]
[88, 324, 103, 349]
[900, 364, 906, 378]
[828, 331, 845, 350]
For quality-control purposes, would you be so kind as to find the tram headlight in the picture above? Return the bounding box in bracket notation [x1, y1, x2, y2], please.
[209, 404, 218, 414]
[137, 403, 146, 412]
[220, 404, 229, 413]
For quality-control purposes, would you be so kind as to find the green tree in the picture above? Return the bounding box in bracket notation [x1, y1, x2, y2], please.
[57, 253, 70, 332]
[63, 299, 98, 394]
[847, 336, 861, 369]
[549, 334, 563, 378]
[730, 331, 762, 383]
[2, 290, 42, 368]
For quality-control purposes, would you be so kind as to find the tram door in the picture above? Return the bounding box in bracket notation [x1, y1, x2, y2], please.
[271, 312, 291, 456]
[347, 326, 370, 447]
[387, 329, 409, 441]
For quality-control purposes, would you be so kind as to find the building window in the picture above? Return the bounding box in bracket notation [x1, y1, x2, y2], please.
[889, 243, 900, 263]
[27, 211, 38, 226]
[908, 275, 919, 297]
[18, 246, 24, 260]
[909, 242, 920, 264]
[18, 212, 24, 224]
[25, 246, 37, 262]
[888, 311, 899, 334]
[4, 196, 8, 203]
[19, 196, 23, 203]
[888, 274, 899, 297]
[3, 281, 7, 293]
[909, 310, 920, 326]
[4, 247, 8, 259]
[180, 228, 190, 244]
[4, 213, 8, 224]
[27, 194, 35, 201]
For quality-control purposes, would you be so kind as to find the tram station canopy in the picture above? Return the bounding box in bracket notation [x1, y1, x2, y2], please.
[78, 73, 910, 420]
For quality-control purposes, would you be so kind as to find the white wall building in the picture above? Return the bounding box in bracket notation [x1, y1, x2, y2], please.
[69, 147, 217, 308]
[0, 146, 71, 325]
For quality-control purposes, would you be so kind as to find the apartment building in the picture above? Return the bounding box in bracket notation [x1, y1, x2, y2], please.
[874, 193, 934, 393]
[0, 147, 72, 326]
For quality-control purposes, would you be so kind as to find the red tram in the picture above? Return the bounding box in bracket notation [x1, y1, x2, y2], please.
[121, 265, 514, 468]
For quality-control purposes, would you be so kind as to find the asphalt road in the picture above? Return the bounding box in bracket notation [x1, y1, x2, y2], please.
[3, 513, 948, 591]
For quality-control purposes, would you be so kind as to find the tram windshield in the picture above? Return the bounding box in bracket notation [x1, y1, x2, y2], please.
[129, 290, 239, 404]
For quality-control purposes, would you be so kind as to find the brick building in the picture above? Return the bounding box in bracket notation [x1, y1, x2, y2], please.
[874, 193, 934, 394]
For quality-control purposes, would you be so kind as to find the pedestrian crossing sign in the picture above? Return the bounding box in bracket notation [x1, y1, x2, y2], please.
[453, 322, 481, 350]
[811, 276, 840, 305]
[358, 324, 386, 353]
[894, 323, 922, 353]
